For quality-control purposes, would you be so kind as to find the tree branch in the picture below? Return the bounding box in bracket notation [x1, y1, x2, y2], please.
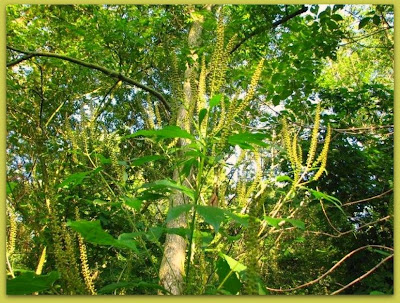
[342, 189, 393, 207]
[6, 46, 171, 112]
[265, 245, 393, 293]
[330, 254, 393, 295]
[230, 5, 308, 54]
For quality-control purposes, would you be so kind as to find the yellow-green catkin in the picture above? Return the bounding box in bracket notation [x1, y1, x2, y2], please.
[219, 96, 238, 146]
[65, 115, 79, 164]
[75, 208, 97, 295]
[7, 212, 17, 256]
[209, 15, 225, 96]
[313, 124, 331, 180]
[210, 95, 226, 137]
[237, 179, 247, 208]
[246, 149, 262, 199]
[197, 55, 207, 115]
[146, 95, 156, 129]
[154, 103, 162, 128]
[306, 103, 321, 169]
[170, 53, 183, 124]
[282, 118, 296, 168]
[36, 246, 47, 275]
[234, 58, 265, 117]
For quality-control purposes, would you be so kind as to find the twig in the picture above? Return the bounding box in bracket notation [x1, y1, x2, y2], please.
[266, 245, 393, 293]
[330, 254, 394, 295]
[320, 200, 342, 234]
[342, 189, 393, 207]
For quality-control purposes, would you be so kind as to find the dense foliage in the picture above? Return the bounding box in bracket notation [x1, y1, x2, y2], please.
[6, 4, 393, 295]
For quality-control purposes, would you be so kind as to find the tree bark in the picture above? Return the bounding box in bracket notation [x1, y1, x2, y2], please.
[158, 5, 208, 295]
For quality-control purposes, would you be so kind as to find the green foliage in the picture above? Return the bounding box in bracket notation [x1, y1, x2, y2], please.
[7, 271, 60, 295]
[5, 3, 393, 296]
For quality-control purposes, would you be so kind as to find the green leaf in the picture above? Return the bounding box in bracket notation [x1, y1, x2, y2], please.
[224, 211, 249, 227]
[122, 196, 143, 211]
[56, 168, 103, 189]
[307, 188, 345, 215]
[123, 125, 194, 140]
[98, 281, 169, 294]
[66, 220, 138, 252]
[209, 94, 222, 108]
[369, 291, 386, 295]
[143, 179, 195, 200]
[198, 108, 207, 125]
[166, 204, 193, 223]
[359, 17, 371, 29]
[196, 205, 226, 233]
[219, 253, 247, 273]
[57, 171, 90, 189]
[276, 175, 293, 182]
[228, 132, 268, 150]
[7, 271, 60, 295]
[372, 14, 381, 26]
[286, 218, 305, 230]
[6, 181, 18, 195]
[264, 216, 285, 228]
[131, 155, 164, 166]
[330, 14, 344, 21]
[216, 257, 242, 295]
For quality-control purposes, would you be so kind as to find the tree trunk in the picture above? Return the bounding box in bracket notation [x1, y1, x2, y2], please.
[159, 5, 208, 295]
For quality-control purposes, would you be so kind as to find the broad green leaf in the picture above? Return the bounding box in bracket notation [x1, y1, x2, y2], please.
[219, 253, 247, 273]
[286, 218, 305, 230]
[7, 271, 60, 295]
[358, 17, 371, 29]
[131, 155, 164, 166]
[94, 153, 112, 164]
[276, 175, 293, 182]
[228, 132, 268, 150]
[67, 220, 116, 245]
[57, 168, 103, 189]
[67, 220, 138, 252]
[224, 211, 249, 227]
[264, 216, 285, 228]
[122, 196, 142, 211]
[57, 171, 90, 189]
[166, 204, 193, 223]
[216, 257, 242, 295]
[123, 125, 194, 140]
[209, 94, 222, 108]
[198, 108, 207, 125]
[330, 14, 344, 21]
[196, 205, 226, 232]
[372, 14, 381, 26]
[143, 179, 195, 201]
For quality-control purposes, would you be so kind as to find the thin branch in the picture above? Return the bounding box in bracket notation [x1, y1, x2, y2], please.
[266, 245, 393, 293]
[305, 216, 391, 238]
[230, 5, 308, 54]
[320, 200, 342, 234]
[333, 125, 393, 133]
[6, 46, 170, 112]
[342, 189, 393, 207]
[330, 254, 394, 295]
